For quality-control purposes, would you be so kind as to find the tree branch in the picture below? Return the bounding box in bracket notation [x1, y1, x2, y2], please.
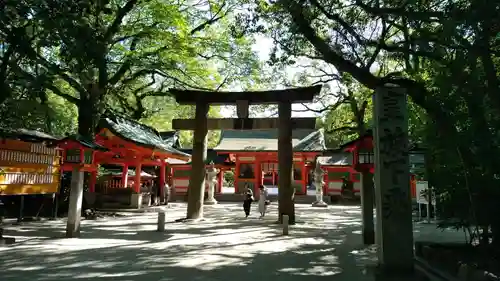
[284, 1, 380, 88]
[104, 0, 140, 42]
[189, 1, 228, 35]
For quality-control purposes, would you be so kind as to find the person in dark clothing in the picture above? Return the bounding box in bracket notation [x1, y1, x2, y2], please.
[243, 185, 254, 218]
[341, 177, 354, 199]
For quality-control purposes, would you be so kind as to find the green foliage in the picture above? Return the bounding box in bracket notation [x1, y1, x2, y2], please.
[223, 170, 234, 187]
[0, 0, 261, 142]
[235, 0, 500, 249]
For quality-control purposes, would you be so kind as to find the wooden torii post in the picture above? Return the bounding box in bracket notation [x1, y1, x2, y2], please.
[170, 85, 322, 223]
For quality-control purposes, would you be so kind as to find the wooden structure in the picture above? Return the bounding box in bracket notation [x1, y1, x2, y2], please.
[317, 153, 361, 197]
[213, 129, 325, 195]
[151, 131, 233, 196]
[57, 135, 107, 195]
[169, 149, 233, 195]
[58, 113, 191, 208]
[322, 131, 425, 200]
[98, 169, 156, 193]
[170, 85, 322, 221]
[0, 129, 61, 195]
[94, 113, 189, 207]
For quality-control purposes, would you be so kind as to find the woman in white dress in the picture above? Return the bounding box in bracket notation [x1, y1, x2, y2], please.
[258, 185, 268, 218]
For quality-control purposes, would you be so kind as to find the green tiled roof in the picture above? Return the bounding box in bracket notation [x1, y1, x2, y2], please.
[59, 134, 108, 151]
[179, 149, 233, 165]
[99, 113, 190, 158]
[293, 129, 326, 151]
[318, 153, 353, 166]
[159, 131, 182, 148]
[0, 128, 58, 142]
[214, 129, 326, 152]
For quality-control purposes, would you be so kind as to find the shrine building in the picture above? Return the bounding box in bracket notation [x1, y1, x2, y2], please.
[318, 131, 425, 202]
[212, 128, 326, 195]
[57, 112, 190, 208]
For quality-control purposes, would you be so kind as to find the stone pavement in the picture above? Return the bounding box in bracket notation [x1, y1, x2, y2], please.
[0, 203, 465, 281]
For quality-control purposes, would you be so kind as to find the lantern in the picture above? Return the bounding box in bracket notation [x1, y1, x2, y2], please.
[357, 152, 374, 165]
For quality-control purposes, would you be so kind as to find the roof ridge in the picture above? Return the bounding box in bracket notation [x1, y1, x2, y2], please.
[214, 128, 325, 152]
[103, 110, 161, 138]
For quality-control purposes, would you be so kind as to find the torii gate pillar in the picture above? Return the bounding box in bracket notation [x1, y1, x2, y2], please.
[170, 86, 322, 221]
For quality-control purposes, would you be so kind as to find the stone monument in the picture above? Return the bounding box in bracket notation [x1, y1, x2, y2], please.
[312, 161, 327, 207]
[205, 162, 219, 205]
[373, 84, 414, 273]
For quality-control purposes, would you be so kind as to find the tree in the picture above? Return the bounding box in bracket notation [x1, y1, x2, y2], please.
[1, 0, 261, 235]
[241, 0, 500, 251]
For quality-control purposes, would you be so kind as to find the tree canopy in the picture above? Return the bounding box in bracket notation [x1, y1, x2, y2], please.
[2, 0, 500, 252]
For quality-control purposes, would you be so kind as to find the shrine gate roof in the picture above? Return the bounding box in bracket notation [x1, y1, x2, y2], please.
[214, 129, 326, 152]
[98, 113, 190, 158]
[169, 85, 322, 105]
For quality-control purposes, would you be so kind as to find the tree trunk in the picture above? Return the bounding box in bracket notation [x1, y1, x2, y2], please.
[278, 101, 295, 225]
[186, 103, 208, 220]
[65, 95, 101, 237]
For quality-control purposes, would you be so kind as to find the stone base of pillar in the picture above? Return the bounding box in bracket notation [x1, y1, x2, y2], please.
[204, 198, 218, 205]
[312, 200, 328, 207]
[130, 193, 142, 209]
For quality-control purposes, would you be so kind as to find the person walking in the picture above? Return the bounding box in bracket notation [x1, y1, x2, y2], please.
[243, 185, 254, 218]
[258, 185, 269, 218]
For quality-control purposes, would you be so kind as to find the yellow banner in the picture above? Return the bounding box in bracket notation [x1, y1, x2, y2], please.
[0, 183, 59, 195]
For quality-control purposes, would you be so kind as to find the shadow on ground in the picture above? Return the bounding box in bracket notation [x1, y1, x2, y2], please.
[0, 203, 378, 281]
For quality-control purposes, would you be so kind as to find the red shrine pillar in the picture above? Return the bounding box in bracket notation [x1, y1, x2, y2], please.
[301, 156, 307, 195]
[217, 169, 223, 193]
[130, 163, 143, 209]
[159, 163, 166, 203]
[89, 171, 97, 192]
[234, 162, 240, 194]
[255, 159, 261, 195]
[121, 164, 129, 188]
[134, 163, 142, 193]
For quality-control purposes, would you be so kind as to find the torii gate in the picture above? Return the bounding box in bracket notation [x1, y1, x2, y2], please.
[170, 85, 322, 224]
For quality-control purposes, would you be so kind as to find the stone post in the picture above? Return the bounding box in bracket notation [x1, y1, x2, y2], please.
[157, 210, 166, 232]
[66, 167, 84, 238]
[282, 215, 289, 235]
[205, 162, 219, 205]
[312, 161, 327, 207]
[373, 85, 414, 273]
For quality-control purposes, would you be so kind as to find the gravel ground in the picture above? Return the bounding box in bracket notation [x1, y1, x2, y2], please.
[0, 203, 464, 281]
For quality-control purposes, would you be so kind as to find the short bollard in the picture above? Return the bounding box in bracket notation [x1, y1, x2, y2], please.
[157, 211, 166, 232]
[282, 215, 289, 236]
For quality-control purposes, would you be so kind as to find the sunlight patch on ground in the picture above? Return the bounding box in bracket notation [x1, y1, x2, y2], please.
[278, 266, 342, 276]
[0, 238, 146, 253]
[0, 202, 466, 281]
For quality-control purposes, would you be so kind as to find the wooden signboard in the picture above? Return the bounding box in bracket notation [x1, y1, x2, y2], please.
[0, 140, 61, 195]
